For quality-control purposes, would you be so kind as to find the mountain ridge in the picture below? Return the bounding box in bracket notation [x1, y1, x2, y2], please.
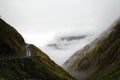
[63, 17, 120, 80]
[0, 18, 76, 80]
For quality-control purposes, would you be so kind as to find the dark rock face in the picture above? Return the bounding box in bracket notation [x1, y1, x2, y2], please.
[0, 18, 76, 80]
[63, 18, 120, 80]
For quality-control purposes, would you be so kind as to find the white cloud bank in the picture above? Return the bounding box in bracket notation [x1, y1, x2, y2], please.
[42, 30, 97, 65]
[0, 0, 120, 65]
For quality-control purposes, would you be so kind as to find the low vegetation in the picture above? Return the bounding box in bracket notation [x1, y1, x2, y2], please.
[63, 18, 120, 80]
[0, 18, 76, 80]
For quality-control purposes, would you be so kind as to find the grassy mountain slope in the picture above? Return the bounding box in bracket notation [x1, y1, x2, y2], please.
[0, 18, 25, 57]
[63, 18, 120, 80]
[0, 18, 76, 80]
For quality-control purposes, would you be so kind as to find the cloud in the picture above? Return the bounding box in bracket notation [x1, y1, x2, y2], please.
[47, 33, 88, 50]
[60, 35, 87, 41]
[0, 0, 120, 65]
[42, 31, 96, 65]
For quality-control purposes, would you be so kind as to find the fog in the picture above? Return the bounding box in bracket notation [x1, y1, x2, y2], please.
[0, 0, 120, 65]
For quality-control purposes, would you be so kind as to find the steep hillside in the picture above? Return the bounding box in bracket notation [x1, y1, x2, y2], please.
[0, 18, 76, 80]
[63, 18, 120, 80]
[0, 18, 25, 57]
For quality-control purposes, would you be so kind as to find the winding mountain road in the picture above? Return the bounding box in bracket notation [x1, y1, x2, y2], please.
[26, 44, 32, 57]
[0, 44, 35, 60]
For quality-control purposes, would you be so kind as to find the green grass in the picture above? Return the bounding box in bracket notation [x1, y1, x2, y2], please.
[0, 18, 76, 80]
[64, 19, 120, 80]
[0, 18, 25, 56]
[0, 77, 5, 80]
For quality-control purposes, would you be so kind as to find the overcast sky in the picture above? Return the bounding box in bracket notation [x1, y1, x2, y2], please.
[0, 0, 120, 46]
[0, 0, 120, 65]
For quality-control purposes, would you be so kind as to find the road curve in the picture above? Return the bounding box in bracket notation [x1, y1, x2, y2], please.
[0, 44, 35, 60]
